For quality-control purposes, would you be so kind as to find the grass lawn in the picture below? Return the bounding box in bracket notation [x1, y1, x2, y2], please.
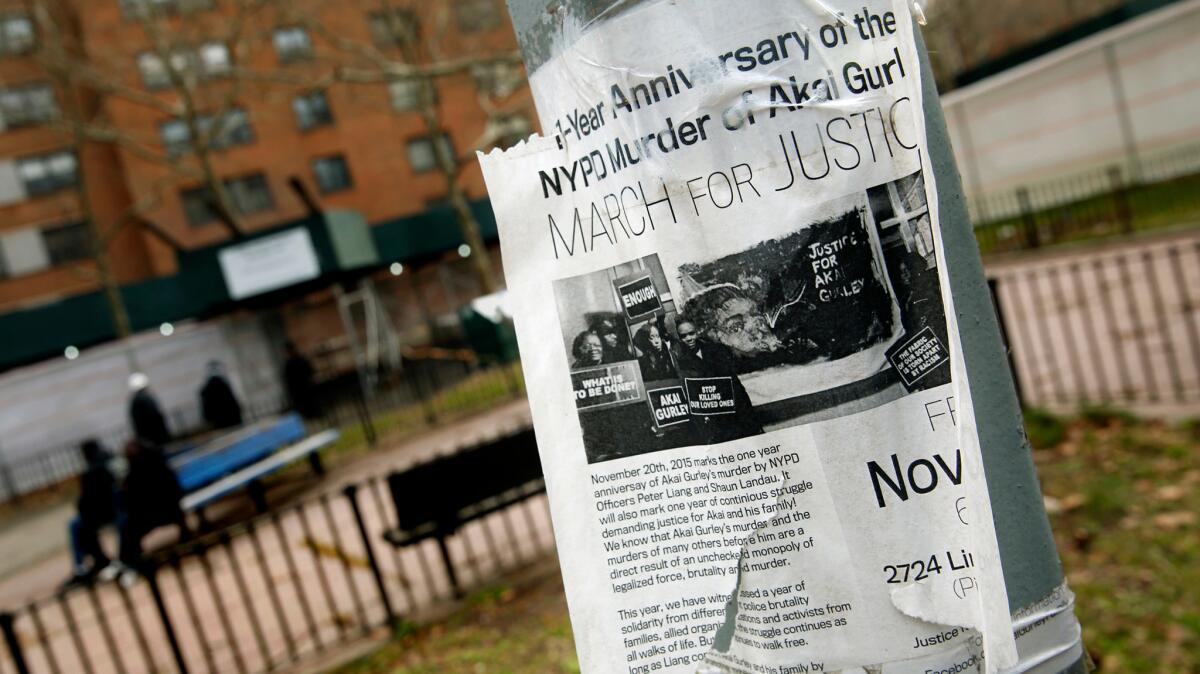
[323, 362, 525, 462]
[972, 171, 1200, 255]
[335, 567, 578, 674]
[334, 410, 1197, 673]
[1029, 409, 1199, 672]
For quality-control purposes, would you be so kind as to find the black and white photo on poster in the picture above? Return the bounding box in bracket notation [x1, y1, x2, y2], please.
[869, 170, 952, 390]
[554, 251, 748, 460]
[554, 170, 950, 464]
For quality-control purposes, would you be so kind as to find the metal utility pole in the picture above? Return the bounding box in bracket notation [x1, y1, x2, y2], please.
[502, 1, 1085, 671]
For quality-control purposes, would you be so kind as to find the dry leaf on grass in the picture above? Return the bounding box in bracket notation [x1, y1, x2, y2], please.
[1152, 511, 1197, 529]
[1155, 484, 1187, 501]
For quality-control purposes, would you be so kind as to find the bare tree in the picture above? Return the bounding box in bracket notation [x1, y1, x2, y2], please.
[284, 0, 533, 294]
[17, 0, 283, 362]
[13, 0, 529, 360]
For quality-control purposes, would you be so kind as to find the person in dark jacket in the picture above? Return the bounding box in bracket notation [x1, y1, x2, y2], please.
[128, 373, 171, 446]
[587, 314, 633, 364]
[63, 440, 117, 586]
[633, 322, 677, 381]
[113, 439, 186, 579]
[200, 361, 243, 429]
[670, 318, 763, 444]
[283, 342, 320, 419]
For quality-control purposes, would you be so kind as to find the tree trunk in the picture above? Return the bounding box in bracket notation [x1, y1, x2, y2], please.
[417, 82, 500, 295]
[49, 34, 143, 372]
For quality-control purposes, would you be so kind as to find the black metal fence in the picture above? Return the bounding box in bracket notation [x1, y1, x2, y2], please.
[0, 448, 555, 674]
[970, 143, 1200, 255]
[989, 237, 1200, 409]
[0, 354, 524, 505]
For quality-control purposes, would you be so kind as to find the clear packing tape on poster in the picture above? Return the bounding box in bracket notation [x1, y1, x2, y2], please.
[479, 1, 1082, 672]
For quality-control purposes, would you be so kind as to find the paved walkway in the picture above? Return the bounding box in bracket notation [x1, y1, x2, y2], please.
[0, 397, 552, 674]
[0, 397, 534, 609]
[0, 501, 77, 583]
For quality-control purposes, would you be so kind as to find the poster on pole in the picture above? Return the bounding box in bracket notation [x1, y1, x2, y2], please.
[481, 1, 1042, 672]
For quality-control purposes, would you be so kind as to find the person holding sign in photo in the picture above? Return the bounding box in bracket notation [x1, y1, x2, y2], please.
[587, 313, 633, 364]
[633, 321, 677, 381]
[671, 316, 762, 444]
[570, 331, 605, 369]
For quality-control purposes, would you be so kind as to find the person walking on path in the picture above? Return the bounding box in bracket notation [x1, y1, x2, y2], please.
[283, 341, 320, 419]
[200, 361, 243, 429]
[103, 439, 186, 586]
[62, 440, 118, 587]
[128, 373, 171, 446]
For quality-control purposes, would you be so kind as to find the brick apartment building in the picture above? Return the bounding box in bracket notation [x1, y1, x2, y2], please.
[0, 0, 533, 371]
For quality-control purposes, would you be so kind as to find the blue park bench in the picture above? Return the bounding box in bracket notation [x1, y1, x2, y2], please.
[169, 413, 340, 516]
[65, 415, 340, 578]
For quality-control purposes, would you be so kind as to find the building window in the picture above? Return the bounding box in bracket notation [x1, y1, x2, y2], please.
[471, 61, 522, 98]
[160, 119, 190, 155]
[368, 10, 418, 47]
[119, 0, 214, 19]
[488, 113, 533, 150]
[17, 150, 78, 196]
[0, 221, 91, 277]
[198, 41, 231, 76]
[226, 174, 274, 215]
[137, 52, 171, 88]
[181, 186, 214, 226]
[138, 43, 229, 89]
[0, 13, 35, 56]
[387, 80, 426, 111]
[454, 0, 500, 33]
[293, 90, 333, 130]
[160, 107, 254, 157]
[43, 221, 91, 265]
[312, 155, 352, 193]
[273, 26, 312, 62]
[0, 82, 58, 128]
[407, 133, 453, 173]
[182, 173, 274, 226]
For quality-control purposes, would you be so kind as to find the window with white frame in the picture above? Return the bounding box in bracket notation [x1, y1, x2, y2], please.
[136, 52, 170, 88]
[312, 155, 352, 193]
[406, 133, 454, 173]
[293, 90, 333, 130]
[0, 13, 35, 55]
[226, 173, 274, 214]
[0, 221, 90, 277]
[137, 43, 229, 89]
[181, 173, 274, 226]
[471, 60, 522, 98]
[0, 82, 57, 128]
[160, 108, 254, 156]
[42, 221, 92, 264]
[387, 79, 426, 111]
[198, 41, 231, 75]
[273, 26, 313, 62]
[487, 113, 533, 150]
[17, 150, 78, 196]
